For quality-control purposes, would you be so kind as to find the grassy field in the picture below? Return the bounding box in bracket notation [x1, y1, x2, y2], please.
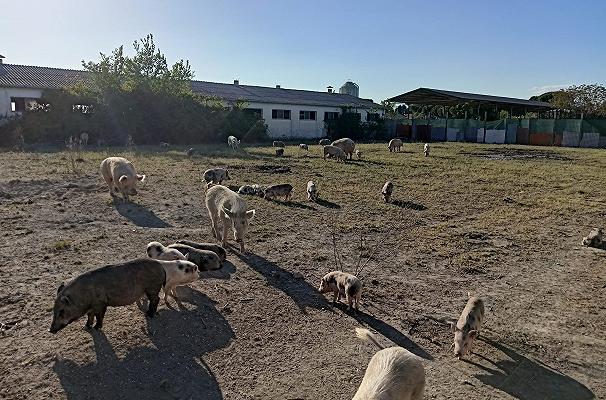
[0, 142, 604, 399]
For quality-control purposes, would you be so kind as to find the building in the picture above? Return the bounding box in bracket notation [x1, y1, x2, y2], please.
[0, 59, 383, 138]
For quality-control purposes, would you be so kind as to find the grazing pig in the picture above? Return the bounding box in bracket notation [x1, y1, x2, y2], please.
[146, 241, 187, 261]
[167, 243, 222, 271]
[319, 138, 331, 146]
[382, 181, 394, 203]
[227, 135, 240, 150]
[273, 140, 285, 148]
[161, 260, 199, 301]
[79, 132, 89, 147]
[205, 185, 256, 252]
[160, 142, 170, 148]
[299, 143, 308, 151]
[451, 295, 485, 359]
[175, 239, 227, 262]
[307, 180, 318, 202]
[100, 157, 146, 202]
[238, 185, 257, 196]
[323, 145, 347, 161]
[354, 328, 425, 400]
[424, 143, 430, 157]
[318, 271, 362, 310]
[275, 148, 284, 156]
[355, 149, 362, 159]
[388, 138, 403, 152]
[49, 259, 166, 333]
[263, 184, 293, 201]
[331, 138, 356, 160]
[203, 168, 230, 188]
[582, 228, 603, 248]
[186, 147, 196, 157]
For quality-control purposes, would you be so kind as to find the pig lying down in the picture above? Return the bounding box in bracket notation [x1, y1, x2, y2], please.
[175, 239, 227, 262]
[147, 241, 186, 261]
[451, 295, 485, 359]
[100, 157, 146, 202]
[318, 271, 362, 310]
[168, 243, 222, 271]
[49, 259, 166, 333]
[353, 328, 425, 400]
[582, 228, 603, 248]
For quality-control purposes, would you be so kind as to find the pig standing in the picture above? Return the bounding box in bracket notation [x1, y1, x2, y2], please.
[388, 138, 403, 152]
[167, 243, 222, 271]
[318, 271, 362, 310]
[355, 149, 362, 159]
[228, 135, 240, 150]
[273, 140, 285, 148]
[382, 181, 394, 203]
[353, 328, 425, 400]
[175, 239, 227, 262]
[451, 295, 485, 359]
[299, 143, 309, 151]
[146, 241, 187, 261]
[100, 157, 146, 202]
[205, 185, 256, 252]
[79, 132, 89, 147]
[323, 145, 347, 161]
[49, 259, 165, 333]
[275, 148, 284, 157]
[203, 168, 230, 188]
[162, 260, 199, 301]
[263, 184, 293, 201]
[307, 180, 318, 202]
[319, 138, 331, 146]
[424, 143, 430, 157]
[331, 138, 356, 160]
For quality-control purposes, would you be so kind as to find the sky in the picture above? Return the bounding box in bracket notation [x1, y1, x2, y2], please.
[1, 0, 604, 102]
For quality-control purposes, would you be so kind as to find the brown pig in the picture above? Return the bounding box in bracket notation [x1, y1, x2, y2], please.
[49, 259, 165, 333]
[451, 295, 485, 359]
[318, 271, 362, 310]
[175, 239, 227, 262]
[168, 243, 222, 271]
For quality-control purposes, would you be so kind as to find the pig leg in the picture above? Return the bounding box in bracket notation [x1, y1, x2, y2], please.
[209, 213, 220, 241]
[85, 311, 94, 328]
[220, 214, 230, 248]
[146, 290, 160, 318]
[93, 306, 107, 330]
[332, 290, 339, 304]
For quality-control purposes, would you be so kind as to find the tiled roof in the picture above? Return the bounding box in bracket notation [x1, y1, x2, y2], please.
[0, 63, 380, 108]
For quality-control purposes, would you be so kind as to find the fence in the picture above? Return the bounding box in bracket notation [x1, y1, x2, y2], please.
[391, 118, 606, 148]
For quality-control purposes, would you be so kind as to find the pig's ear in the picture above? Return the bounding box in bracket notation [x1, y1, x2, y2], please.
[60, 295, 71, 305]
[137, 174, 146, 182]
[57, 283, 65, 294]
[246, 209, 256, 221]
[119, 175, 128, 183]
[468, 330, 478, 339]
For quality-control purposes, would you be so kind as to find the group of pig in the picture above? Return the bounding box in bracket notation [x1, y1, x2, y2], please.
[51, 153, 485, 399]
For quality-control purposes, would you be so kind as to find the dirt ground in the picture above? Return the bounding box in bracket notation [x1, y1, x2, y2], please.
[0, 142, 604, 400]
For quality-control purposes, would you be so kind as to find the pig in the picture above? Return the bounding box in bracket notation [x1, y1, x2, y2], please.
[238, 185, 257, 196]
[159, 142, 170, 148]
[451, 295, 485, 359]
[318, 271, 362, 310]
[186, 147, 196, 157]
[167, 243, 222, 271]
[251, 184, 264, 197]
[323, 145, 347, 161]
[273, 140, 286, 148]
[319, 138, 331, 146]
[263, 184, 293, 201]
[299, 143, 309, 151]
[355, 149, 362, 159]
[331, 138, 356, 160]
[388, 138, 403, 152]
[161, 260, 199, 301]
[49, 259, 166, 333]
[307, 180, 318, 202]
[205, 185, 256, 252]
[227, 135, 240, 150]
[275, 148, 284, 156]
[146, 241, 187, 261]
[582, 228, 603, 248]
[382, 181, 394, 203]
[174, 239, 227, 262]
[100, 157, 146, 202]
[353, 328, 425, 400]
[79, 132, 89, 147]
[203, 168, 230, 188]
[424, 143, 430, 157]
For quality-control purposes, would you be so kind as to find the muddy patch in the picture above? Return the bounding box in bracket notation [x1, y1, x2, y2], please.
[463, 148, 571, 161]
[253, 165, 291, 174]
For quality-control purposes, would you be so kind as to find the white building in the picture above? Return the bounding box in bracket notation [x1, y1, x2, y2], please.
[0, 59, 383, 138]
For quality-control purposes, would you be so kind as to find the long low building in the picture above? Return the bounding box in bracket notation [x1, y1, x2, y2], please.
[0, 59, 383, 139]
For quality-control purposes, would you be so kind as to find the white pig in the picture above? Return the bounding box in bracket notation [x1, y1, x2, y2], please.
[451, 295, 485, 359]
[100, 157, 146, 202]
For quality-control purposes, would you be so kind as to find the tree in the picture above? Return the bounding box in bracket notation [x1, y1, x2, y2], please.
[550, 84, 606, 118]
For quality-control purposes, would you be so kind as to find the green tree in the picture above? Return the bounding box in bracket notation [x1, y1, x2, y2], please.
[551, 84, 606, 117]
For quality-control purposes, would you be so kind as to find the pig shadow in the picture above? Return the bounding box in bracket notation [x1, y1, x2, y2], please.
[114, 201, 171, 228]
[200, 260, 236, 280]
[266, 198, 315, 210]
[53, 289, 232, 400]
[346, 159, 386, 166]
[316, 198, 341, 209]
[390, 200, 427, 211]
[233, 251, 328, 313]
[462, 336, 594, 400]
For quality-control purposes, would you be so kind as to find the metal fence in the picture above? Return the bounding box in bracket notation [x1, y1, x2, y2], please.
[389, 118, 606, 148]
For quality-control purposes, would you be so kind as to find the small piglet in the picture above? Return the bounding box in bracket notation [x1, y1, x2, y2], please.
[163, 260, 199, 301]
[424, 143, 430, 157]
[175, 239, 227, 262]
[147, 241, 187, 261]
[49, 259, 166, 333]
[307, 180, 318, 202]
[318, 271, 362, 310]
[168, 243, 222, 271]
[451, 295, 485, 359]
[382, 181, 394, 203]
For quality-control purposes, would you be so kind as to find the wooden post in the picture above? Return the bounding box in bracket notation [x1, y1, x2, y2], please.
[483, 110, 487, 143]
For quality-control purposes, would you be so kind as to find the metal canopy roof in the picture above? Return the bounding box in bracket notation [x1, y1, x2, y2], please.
[388, 87, 554, 111]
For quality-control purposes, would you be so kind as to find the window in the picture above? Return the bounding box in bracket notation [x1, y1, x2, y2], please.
[324, 112, 339, 120]
[272, 109, 291, 120]
[366, 113, 380, 122]
[299, 110, 316, 120]
[10, 97, 26, 112]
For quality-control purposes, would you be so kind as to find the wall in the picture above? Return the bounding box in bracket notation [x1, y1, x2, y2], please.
[0, 87, 43, 117]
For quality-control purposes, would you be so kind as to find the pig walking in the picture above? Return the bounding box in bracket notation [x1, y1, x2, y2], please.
[100, 157, 146, 202]
[318, 271, 362, 310]
[49, 259, 166, 333]
[451, 295, 485, 359]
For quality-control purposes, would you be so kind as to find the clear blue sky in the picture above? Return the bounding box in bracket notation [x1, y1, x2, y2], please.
[1, 0, 604, 102]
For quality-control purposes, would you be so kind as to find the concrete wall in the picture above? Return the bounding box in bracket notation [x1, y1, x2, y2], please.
[0, 87, 43, 117]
